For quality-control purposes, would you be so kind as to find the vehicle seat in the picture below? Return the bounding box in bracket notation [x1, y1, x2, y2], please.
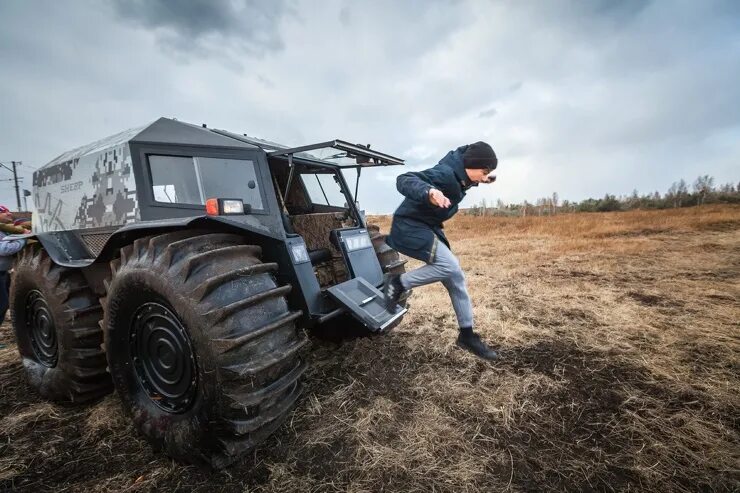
[290, 213, 346, 253]
[308, 248, 332, 264]
[282, 211, 333, 265]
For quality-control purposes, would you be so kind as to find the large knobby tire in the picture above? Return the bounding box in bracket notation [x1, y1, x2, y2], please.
[10, 245, 111, 402]
[367, 223, 407, 278]
[103, 231, 307, 468]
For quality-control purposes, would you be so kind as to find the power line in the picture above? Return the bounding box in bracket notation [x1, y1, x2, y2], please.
[12, 162, 21, 210]
[0, 161, 24, 210]
[0, 161, 38, 171]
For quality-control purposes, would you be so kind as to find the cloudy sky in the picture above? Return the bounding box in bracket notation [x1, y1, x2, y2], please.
[1, 0, 738, 213]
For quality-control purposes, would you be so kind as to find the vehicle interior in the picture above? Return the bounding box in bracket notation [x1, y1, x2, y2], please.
[264, 140, 404, 288]
[269, 157, 357, 287]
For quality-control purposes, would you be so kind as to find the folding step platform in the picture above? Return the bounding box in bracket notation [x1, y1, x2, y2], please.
[327, 277, 407, 332]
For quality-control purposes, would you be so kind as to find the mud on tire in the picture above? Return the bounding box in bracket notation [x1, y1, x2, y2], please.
[103, 231, 307, 468]
[367, 223, 407, 278]
[10, 245, 111, 402]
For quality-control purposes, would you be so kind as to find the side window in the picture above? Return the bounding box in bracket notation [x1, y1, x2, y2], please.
[301, 173, 347, 208]
[148, 155, 265, 211]
[198, 157, 263, 210]
[149, 156, 202, 204]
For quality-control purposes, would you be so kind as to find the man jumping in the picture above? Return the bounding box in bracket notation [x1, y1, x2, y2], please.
[384, 142, 499, 360]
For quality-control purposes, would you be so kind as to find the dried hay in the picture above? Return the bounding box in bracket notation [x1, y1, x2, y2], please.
[1, 204, 738, 492]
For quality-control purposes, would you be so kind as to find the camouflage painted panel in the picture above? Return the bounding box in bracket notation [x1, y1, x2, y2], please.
[39, 124, 146, 173]
[33, 143, 139, 233]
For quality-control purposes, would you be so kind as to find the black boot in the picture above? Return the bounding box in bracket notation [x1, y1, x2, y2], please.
[456, 332, 499, 361]
[383, 274, 405, 311]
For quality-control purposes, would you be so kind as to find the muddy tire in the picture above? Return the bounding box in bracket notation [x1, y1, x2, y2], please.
[367, 223, 407, 278]
[103, 232, 307, 468]
[10, 245, 111, 402]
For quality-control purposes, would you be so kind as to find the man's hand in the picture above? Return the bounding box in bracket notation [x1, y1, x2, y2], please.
[429, 188, 451, 208]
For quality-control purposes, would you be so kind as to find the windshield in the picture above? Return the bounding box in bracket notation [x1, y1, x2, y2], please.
[269, 139, 404, 168]
[295, 147, 361, 167]
[301, 171, 348, 207]
[149, 155, 264, 211]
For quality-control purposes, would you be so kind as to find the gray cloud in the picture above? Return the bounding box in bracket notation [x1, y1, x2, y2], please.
[338, 4, 351, 26]
[0, 0, 737, 214]
[508, 82, 523, 93]
[478, 108, 497, 118]
[112, 0, 290, 56]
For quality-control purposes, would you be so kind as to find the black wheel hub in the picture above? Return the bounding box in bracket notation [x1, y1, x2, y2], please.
[25, 290, 58, 367]
[130, 302, 197, 413]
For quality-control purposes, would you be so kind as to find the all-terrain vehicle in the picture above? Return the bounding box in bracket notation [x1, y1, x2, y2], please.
[11, 118, 408, 467]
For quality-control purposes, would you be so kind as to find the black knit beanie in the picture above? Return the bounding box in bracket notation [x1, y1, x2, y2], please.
[463, 141, 497, 169]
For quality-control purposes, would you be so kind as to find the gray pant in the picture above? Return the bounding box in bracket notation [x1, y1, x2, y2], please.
[399, 240, 474, 328]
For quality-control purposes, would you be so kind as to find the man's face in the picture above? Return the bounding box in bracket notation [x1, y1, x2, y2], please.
[465, 167, 495, 184]
[0, 213, 13, 224]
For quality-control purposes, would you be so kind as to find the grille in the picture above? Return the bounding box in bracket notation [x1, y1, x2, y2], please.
[80, 232, 113, 257]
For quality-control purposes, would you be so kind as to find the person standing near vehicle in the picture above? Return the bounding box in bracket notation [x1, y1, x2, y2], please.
[384, 142, 499, 360]
[0, 206, 26, 341]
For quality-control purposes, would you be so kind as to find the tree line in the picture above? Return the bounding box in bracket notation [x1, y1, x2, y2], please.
[465, 175, 740, 217]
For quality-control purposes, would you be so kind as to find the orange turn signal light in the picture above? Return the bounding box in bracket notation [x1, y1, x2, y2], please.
[205, 198, 219, 216]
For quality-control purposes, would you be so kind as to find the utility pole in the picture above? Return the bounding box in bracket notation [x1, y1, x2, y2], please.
[12, 161, 21, 211]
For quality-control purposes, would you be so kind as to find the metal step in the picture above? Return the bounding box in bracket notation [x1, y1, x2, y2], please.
[326, 277, 407, 332]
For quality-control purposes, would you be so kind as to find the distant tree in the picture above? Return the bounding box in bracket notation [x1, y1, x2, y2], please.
[596, 194, 621, 212]
[715, 182, 740, 204]
[536, 197, 548, 216]
[693, 175, 714, 205]
[676, 179, 688, 207]
[577, 198, 599, 213]
[464, 174, 737, 218]
[667, 182, 682, 208]
[639, 191, 660, 208]
[628, 189, 640, 209]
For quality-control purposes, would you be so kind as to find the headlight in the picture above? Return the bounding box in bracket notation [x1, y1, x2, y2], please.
[221, 199, 244, 214]
[290, 243, 310, 264]
[205, 198, 244, 215]
[344, 234, 372, 252]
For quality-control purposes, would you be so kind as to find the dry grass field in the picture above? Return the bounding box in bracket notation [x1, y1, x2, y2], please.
[1, 205, 738, 492]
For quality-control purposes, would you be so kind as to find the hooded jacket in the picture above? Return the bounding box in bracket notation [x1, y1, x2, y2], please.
[386, 146, 475, 263]
[0, 232, 25, 271]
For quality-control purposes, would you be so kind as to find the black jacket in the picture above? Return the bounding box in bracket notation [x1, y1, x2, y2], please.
[387, 146, 475, 263]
